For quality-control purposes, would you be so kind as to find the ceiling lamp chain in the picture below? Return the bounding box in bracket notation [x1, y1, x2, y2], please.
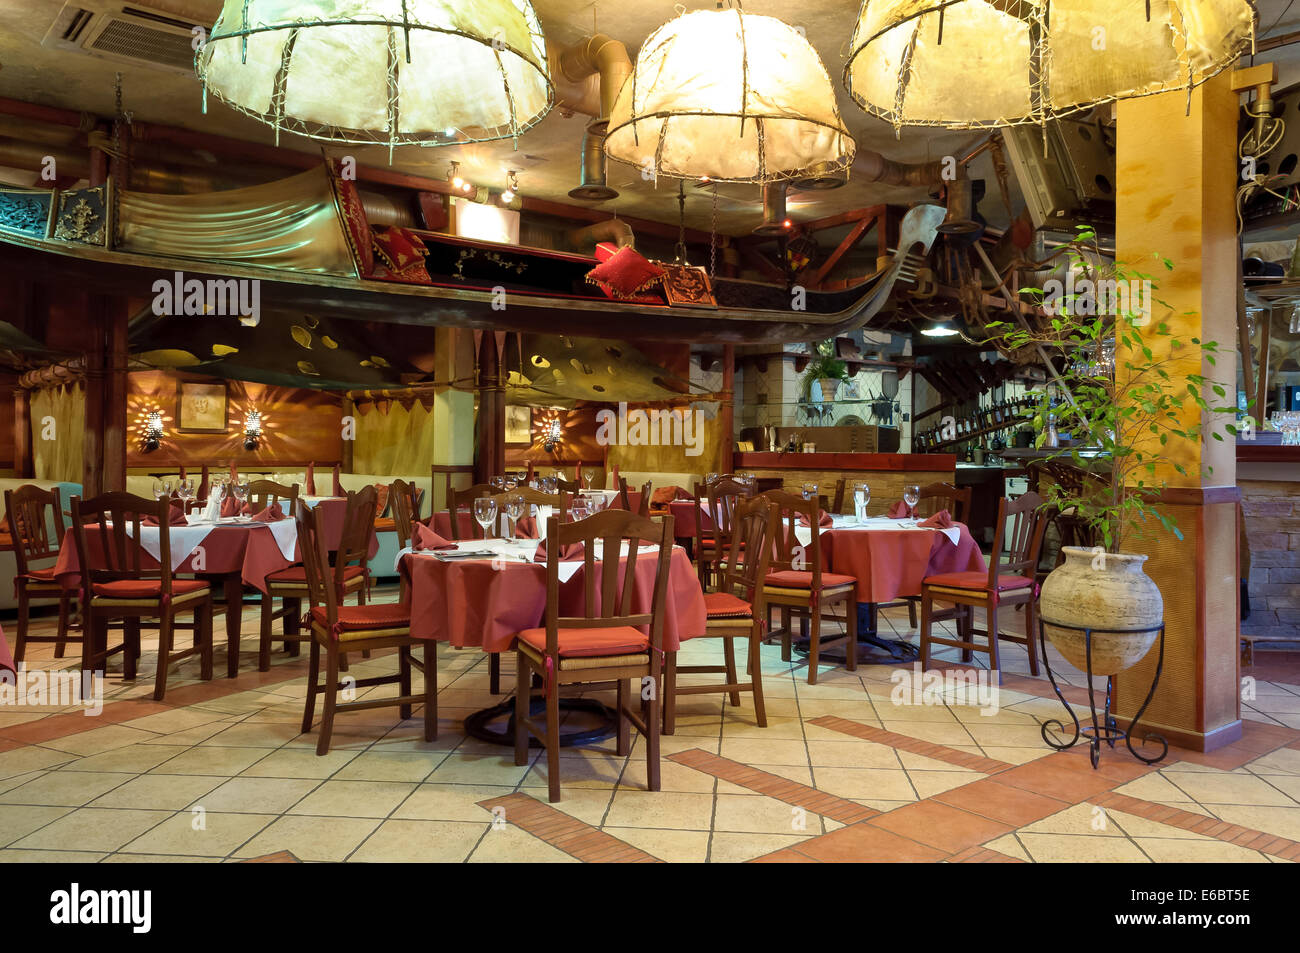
[844, 0, 1256, 133]
[195, 0, 553, 151]
[604, 6, 856, 183]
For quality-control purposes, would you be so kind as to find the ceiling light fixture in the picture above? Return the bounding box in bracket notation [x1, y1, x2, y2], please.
[604, 6, 856, 183]
[920, 320, 961, 338]
[195, 0, 554, 155]
[844, 0, 1255, 131]
[500, 170, 519, 205]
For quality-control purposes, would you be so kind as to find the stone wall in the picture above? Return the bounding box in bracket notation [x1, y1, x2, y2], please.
[1241, 480, 1300, 641]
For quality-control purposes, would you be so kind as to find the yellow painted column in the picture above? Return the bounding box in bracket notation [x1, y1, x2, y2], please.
[431, 327, 475, 512]
[1113, 72, 1241, 751]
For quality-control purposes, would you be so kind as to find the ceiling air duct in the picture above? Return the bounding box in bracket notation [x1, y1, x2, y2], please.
[550, 34, 630, 202]
[752, 182, 791, 237]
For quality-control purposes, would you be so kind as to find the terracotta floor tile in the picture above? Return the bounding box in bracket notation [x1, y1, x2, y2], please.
[933, 777, 1069, 827]
[868, 800, 1011, 853]
[792, 823, 948, 863]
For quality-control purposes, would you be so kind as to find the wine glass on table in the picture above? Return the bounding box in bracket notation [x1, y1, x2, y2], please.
[232, 478, 249, 516]
[853, 483, 870, 521]
[473, 497, 498, 540]
[582, 469, 596, 492]
[178, 478, 194, 513]
[505, 493, 525, 540]
[153, 478, 172, 502]
[903, 484, 920, 519]
[569, 499, 589, 523]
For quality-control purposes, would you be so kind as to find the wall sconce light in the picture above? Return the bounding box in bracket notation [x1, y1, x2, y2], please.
[448, 161, 474, 195]
[144, 410, 164, 453]
[542, 416, 563, 453]
[500, 170, 519, 205]
[243, 410, 263, 451]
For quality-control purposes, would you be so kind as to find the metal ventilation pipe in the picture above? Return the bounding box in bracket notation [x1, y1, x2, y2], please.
[566, 218, 635, 253]
[548, 34, 631, 202]
[752, 183, 791, 236]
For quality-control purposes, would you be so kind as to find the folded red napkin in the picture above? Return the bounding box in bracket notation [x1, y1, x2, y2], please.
[412, 523, 455, 551]
[251, 503, 284, 522]
[305, 462, 317, 495]
[796, 510, 833, 527]
[534, 540, 584, 562]
[220, 496, 240, 518]
[144, 506, 187, 526]
[514, 515, 540, 539]
[918, 509, 953, 529]
[887, 500, 911, 519]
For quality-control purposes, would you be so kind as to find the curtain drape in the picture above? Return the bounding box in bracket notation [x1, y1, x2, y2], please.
[31, 383, 85, 483]
[352, 400, 439, 475]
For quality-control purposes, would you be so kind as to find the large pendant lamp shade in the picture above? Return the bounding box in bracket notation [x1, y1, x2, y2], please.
[844, 0, 1256, 130]
[603, 8, 856, 184]
[195, 0, 553, 149]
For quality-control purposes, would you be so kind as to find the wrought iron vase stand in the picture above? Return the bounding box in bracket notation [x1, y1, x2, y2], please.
[1038, 618, 1168, 769]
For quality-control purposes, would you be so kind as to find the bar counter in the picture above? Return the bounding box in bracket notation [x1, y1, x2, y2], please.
[732, 452, 956, 514]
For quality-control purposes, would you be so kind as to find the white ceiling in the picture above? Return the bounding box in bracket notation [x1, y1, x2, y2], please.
[1, 1, 1298, 234]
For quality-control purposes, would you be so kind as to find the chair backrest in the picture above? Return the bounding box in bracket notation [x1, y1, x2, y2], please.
[720, 496, 773, 608]
[430, 463, 475, 516]
[448, 483, 499, 540]
[336, 485, 379, 569]
[5, 485, 65, 574]
[246, 479, 299, 516]
[70, 492, 177, 595]
[988, 491, 1048, 587]
[762, 489, 826, 586]
[295, 501, 338, 624]
[617, 477, 652, 517]
[538, 508, 674, 659]
[508, 486, 570, 517]
[554, 475, 581, 494]
[388, 479, 421, 548]
[830, 478, 847, 514]
[915, 481, 972, 524]
[695, 477, 747, 552]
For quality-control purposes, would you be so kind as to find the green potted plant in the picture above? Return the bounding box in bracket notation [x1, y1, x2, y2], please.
[801, 342, 850, 404]
[986, 227, 1238, 674]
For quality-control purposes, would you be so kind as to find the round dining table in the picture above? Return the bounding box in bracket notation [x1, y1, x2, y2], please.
[399, 537, 706, 745]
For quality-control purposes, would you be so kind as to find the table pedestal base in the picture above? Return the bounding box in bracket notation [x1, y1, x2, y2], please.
[464, 696, 617, 748]
[787, 603, 920, 666]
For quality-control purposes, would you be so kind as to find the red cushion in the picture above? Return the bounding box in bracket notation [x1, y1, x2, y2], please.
[585, 246, 666, 300]
[267, 565, 365, 584]
[650, 486, 681, 507]
[331, 161, 374, 277]
[765, 570, 857, 590]
[373, 484, 391, 517]
[371, 226, 430, 284]
[923, 571, 1034, 592]
[517, 625, 649, 658]
[93, 579, 208, 599]
[22, 567, 59, 581]
[310, 602, 410, 633]
[704, 591, 752, 618]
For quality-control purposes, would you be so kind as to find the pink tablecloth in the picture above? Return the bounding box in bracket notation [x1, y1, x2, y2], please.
[817, 523, 986, 604]
[401, 547, 706, 653]
[0, 622, 13, 676]
[668, 499, 717, 539]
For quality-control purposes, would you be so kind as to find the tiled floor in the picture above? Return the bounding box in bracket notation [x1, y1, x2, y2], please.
[1, 584, 1298, 863]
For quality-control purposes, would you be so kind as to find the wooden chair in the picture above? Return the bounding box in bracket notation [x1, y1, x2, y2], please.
[245, 479, 299, 516]
[554, 475, 581, 494]
[830, 478, 847, 514]
[387, 479, 422, 549]
[430, 463, 475, 517]
[617, 477, 652, 517]
[880, 481, 974, 628]
[257, 487, 374, 672]
[297, 501, 435, 755]
[664, 495, 771, 733]
[448, 483, 501, 540]
[762, 490, 858, 684]
[6, 486, 78, 662]
[513, 509, 674, 803]
[919, 492, 1049, 679]
[69, 492, 214, 700]
[692, 477, 747, 591]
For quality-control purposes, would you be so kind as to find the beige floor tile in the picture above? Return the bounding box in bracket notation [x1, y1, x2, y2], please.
[288, 780, 417, 818]
[468, 824, 579, 862]
[151, 745, 272, 777]
[0, 746, 78, 780]
[1103, 809, 1213, 841]
[199, 722, 307, 748]
[392, 783, 515, 822]
[0, 770, 46, 795]
[12, 807, 172, 852]
[1252, 774, 1300, 803]
[618, 758, 719, 794]
[878, 720, 977, 746]
[189, 776, 320, 814]
[720, 716, 808, 740]
[238, 748, 359, 779]
[234, 815, 380, 862]
[41, 725, 160, 757]
[1023, 803, 1123, 837]
[1133, 837, 1270, 863]
[101, 852, 223, 863]
[519, 787, 615, 827]
[1210, 804, 1300, 841]
[1018, 832, 1151, 862]
[810, 766, 917, 801]
[604, 790, 715, 830]
[427, 753, 534, 786]
[718, 737, 811, 766]
[332, 751, 440, 782]
[121, 810, 275, 857]
[604, 826, 710, 862]
[0, 770, 134, 807]
[70, 745, 188, 774]
[89, 774, 224, 811]
[805, 739, 902, 770]
[713, 793, 813, 834]
[0, 805, 73, 847]
[349, 819, 486, 862]
[0, 848, 107, 863]
[1112, 772, 1200, 804]
[708, 831, 813, 863]
[982, 834, 1031, 861]
[873, 702, 965, 723]
[121, 707, 229, 735]
[1165, 771, 1297, 807]
[1248, 747, 1300, 776]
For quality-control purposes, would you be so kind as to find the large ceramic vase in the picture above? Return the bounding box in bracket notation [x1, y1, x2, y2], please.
[1039, 546, 1163, 676]
[816, 378, 840, 402]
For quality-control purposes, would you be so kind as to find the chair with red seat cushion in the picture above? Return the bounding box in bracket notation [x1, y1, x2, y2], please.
[297, 502, 434, 756]
[69, 492, 214, 701]
[919, 492, 1048, 680]
[878, 481, 974, 627]
[692, 477, 748, 592]
[5, 485, 79, 663]
[759, 490, 858, 685]
[664, 495, 773, 734]
[245, 479, 299, 518]
[258, 488, 374, 673]
[513, 508, 675, 803]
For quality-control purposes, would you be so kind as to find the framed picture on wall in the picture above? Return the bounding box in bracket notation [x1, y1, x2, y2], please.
[176, 380, 229, 433]
[504, 405, 533, 444]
